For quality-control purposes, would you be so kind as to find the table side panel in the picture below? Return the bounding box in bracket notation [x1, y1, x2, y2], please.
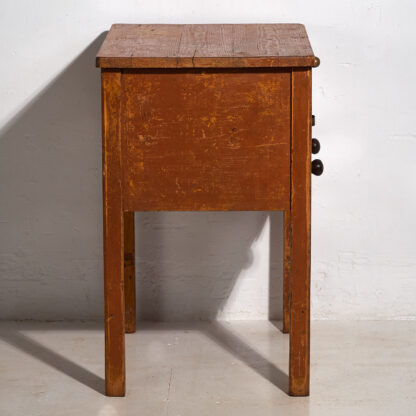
[121, 69, 291, 211]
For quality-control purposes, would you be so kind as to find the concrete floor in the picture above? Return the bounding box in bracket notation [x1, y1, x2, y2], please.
[0, 320, 415, 415]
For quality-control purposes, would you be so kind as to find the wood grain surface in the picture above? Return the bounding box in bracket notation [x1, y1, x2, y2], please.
[123, 211, 136, 334]
[283, 209, 292, 334]
[289, 68, 312, 397]
[102, 69, 126, 397]
[121, 68, 291, 211]
[96, 24, 315, 68]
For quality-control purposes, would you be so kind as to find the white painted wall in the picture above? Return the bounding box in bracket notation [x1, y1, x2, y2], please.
[1, 1, 415, 321]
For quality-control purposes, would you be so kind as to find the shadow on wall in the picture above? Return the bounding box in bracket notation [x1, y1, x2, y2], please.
[0, 33, 284, 322]
[0, 34, 107, 319]
[135, 211, 284, 321]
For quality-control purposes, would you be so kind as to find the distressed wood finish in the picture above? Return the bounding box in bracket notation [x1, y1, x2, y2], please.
[289, 69, 312, 396]
[122, 69, 291, 212]
[99, 24, 317, 398]
[102, 69, 126, 397]
[124, 211, 136, 333]
[283, 209, 292, 334]
[96, 24, 315, 69]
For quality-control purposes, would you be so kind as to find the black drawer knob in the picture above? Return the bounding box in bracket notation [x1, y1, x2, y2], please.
[312, 115, 315, 126]
[312, 138, 320, 154]
[312, 159, 324, 176]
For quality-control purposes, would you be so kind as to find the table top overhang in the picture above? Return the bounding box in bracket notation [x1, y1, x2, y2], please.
[96, 24, 316, 69]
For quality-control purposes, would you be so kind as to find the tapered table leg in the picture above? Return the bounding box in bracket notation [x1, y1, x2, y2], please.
[124, 211, 136, 333]
[289, 68, 311, 396]
[102, 69, 125, 397]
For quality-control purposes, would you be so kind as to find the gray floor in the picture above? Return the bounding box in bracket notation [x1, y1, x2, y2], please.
[0, 320, 414, 415]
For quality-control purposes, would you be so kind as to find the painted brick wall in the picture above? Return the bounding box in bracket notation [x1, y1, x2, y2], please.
[1, 1, 415, 320]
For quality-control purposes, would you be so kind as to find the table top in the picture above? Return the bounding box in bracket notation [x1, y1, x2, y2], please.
[96, 24, 315, 69]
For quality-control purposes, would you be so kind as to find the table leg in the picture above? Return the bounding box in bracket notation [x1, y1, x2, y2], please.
[289, 68, 311, 396]
[283, 210, 292, 334]
[283, 209, 292, 334]
[124, 211, 136, 333]
[102, 69, 125, 396]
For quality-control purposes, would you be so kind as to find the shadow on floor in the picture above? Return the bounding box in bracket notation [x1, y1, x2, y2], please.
[0, 324, 104, 394]
[204, 322, 288, 393]
[0, 320, 288, 395]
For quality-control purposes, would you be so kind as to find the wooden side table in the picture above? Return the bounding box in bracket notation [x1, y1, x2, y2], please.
[96, 24, 322, 397]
